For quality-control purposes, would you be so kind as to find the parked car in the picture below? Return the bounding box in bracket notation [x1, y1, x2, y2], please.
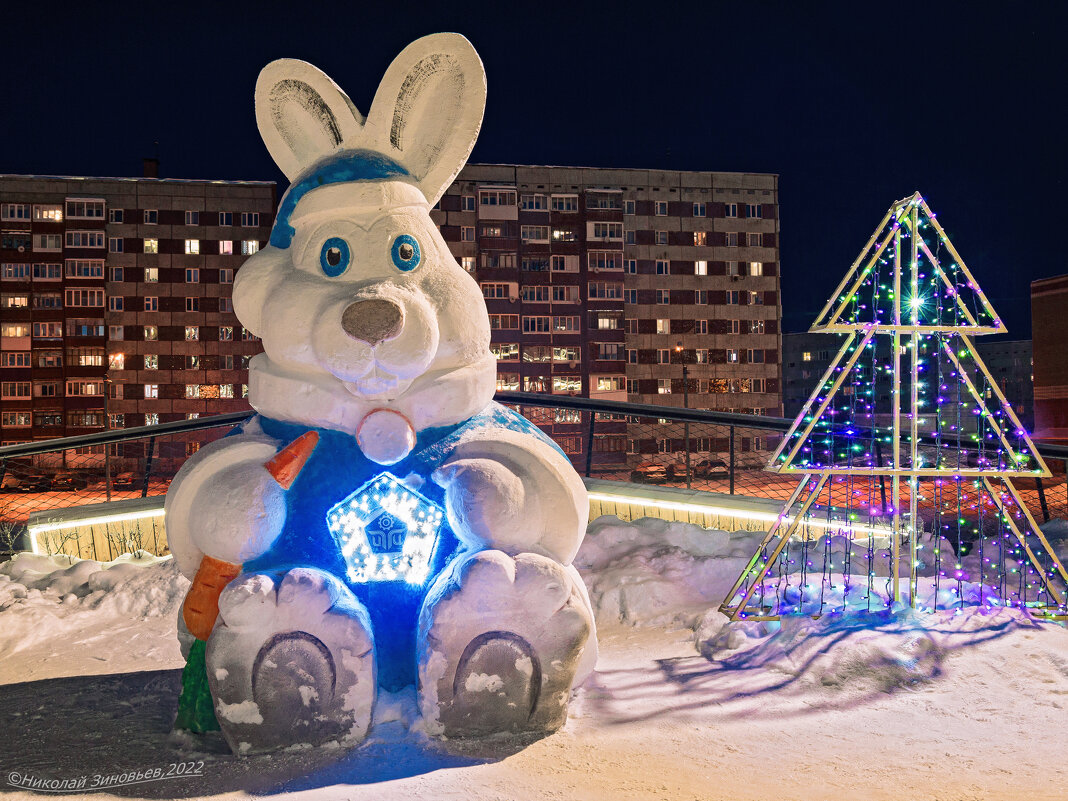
[52, 470, 88, 491]
[13, 475, 51, 493]
[668, 457, 730, 481]
[113, 471, 139, 490]
[694, 458, 730, 479]
[630, 461, 669, 483]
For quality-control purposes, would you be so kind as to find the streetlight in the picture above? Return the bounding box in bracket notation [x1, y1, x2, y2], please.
[675, 342, 691, 489]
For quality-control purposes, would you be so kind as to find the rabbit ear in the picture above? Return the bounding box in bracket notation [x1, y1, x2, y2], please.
[365, 33, 486, 207]
[256, 59, 365, 181]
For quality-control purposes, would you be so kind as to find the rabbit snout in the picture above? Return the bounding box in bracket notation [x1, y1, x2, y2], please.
[341, 299, 404, 346]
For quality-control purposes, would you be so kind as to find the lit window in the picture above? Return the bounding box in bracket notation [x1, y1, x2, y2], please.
[144, 267, 158, 282]
[693, 231, 707, 246]
[460, 256, 475, 271]
[144, 383, 159, 399]
[220, 326, 234, 341]
[145, 412, 159, 425]
[144, 325, 158, 341]
[185, 239, 200, 255]
[749, 261, 763, 276]
[144, 238, 159, 254]
[658, 379, 671, 394]
[220, 384, 234, 398]
[108, 353, 124, 370]
[656, 318, 669, 334]
[185, 326, 199, 341]
[185, 384, 201, 399]
[802, 351, 812, 362]
[145, 355, 159, 369]
[695, 260, 708, 276]
[219, 240, 233, 255]
[241, 240, 259, 255]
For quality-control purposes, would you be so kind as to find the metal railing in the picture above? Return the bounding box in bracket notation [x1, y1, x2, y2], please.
[1, 394, 1066, 540]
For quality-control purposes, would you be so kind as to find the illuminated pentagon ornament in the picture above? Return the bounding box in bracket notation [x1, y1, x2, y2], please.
[327, 473, 444, 585]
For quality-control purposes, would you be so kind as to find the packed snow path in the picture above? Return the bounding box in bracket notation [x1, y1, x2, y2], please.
[2, 521, 1067, 800]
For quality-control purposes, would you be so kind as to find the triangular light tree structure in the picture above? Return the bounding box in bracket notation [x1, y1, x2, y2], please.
[721, 193, 1067, 620]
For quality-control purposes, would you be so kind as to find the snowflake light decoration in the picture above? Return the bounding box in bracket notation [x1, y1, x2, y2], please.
[326, 472, 444, 585]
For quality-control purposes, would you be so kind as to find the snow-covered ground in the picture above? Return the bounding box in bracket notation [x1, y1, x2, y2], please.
[2, 519, 1067, 800]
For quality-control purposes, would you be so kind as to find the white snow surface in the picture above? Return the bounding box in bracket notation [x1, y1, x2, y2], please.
[1, 520, 1067, 800]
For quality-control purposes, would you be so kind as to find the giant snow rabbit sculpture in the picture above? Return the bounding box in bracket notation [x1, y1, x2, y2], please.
[165, 33, 597, 754]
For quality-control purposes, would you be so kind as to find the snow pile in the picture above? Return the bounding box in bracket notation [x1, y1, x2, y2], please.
[0, 552, 188, 675]
[574, 515, 763, 628]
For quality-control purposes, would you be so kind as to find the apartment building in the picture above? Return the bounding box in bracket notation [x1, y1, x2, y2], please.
[0, 171, 274, 464]
[3, 163, 780, 475]
[432, 164, 782, 467]
[1032, 274, 1068, 444]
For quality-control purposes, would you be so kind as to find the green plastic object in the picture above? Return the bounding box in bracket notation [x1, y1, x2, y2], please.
[174, 639, 220, 733]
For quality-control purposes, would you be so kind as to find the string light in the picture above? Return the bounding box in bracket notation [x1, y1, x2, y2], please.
[326, 472, 444, 586]
[721, 192, 1067, 622]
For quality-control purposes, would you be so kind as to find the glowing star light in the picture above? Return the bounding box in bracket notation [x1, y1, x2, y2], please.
[326, 473, 444, 585]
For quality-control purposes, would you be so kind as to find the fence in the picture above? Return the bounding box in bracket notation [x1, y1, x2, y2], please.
[2, 394, 1067, 558]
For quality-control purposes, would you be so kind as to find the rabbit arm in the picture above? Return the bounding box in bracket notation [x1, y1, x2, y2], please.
[431, 430, 588, 566]
[164, 433, 287, 580]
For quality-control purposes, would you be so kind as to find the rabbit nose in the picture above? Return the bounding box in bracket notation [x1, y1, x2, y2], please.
[341, 299, 403, 346]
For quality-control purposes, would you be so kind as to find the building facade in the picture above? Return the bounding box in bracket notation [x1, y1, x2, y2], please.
[3, 164, 781, 476]
[1032, 274, 1068, 444]
[0, 173, 274, 465]
[432, 164, 782, 466]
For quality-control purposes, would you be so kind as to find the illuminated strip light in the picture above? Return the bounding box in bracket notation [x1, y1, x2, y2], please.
[586, 491, 896, 537]
[27, 506, 165, 553]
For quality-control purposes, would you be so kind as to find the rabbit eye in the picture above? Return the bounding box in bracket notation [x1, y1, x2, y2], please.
[320, 237, 350, 277]
[391, 234, 421, 272]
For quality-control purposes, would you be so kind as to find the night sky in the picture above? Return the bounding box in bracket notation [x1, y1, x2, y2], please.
[4, 2, 1065, 336]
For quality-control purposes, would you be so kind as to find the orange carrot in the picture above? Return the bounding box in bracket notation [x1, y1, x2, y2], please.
[183, 555, 242, 640]
[265, 431, 319, 489]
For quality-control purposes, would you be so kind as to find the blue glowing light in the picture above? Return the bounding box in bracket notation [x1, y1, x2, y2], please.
[326, 472, 444, 585]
